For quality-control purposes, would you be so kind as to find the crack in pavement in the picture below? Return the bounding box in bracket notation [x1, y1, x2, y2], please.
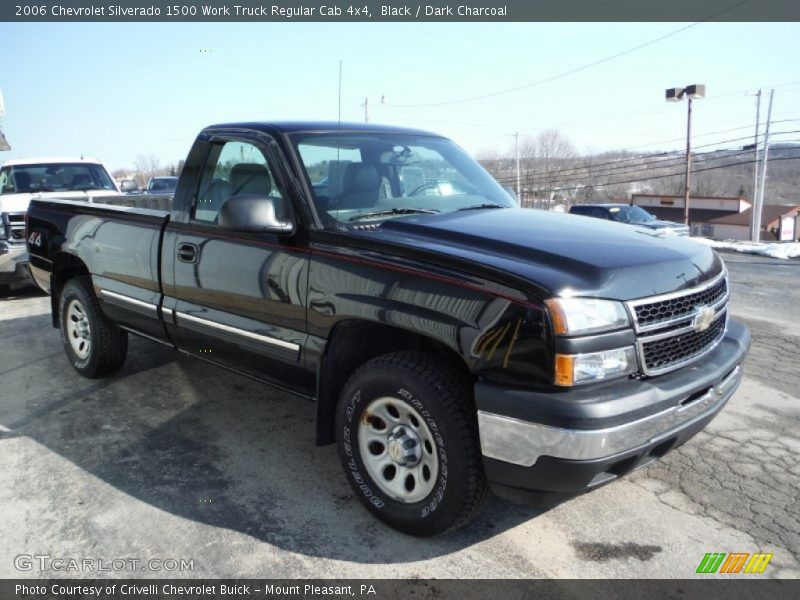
[630, 405, 800, 562]
[735, 316, 800, 398]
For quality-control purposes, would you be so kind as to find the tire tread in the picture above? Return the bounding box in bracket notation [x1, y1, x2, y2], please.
[342, 350, 488, 535]
[60, 276, 128, 378]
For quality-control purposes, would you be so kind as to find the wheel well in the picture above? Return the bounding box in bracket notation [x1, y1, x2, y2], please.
[314, 320, 472, 445]
[50, 254, 90, 328]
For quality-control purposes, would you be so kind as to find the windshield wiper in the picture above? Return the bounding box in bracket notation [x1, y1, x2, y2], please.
[456, 203, 507, 211]
[349, 207, 439, 222]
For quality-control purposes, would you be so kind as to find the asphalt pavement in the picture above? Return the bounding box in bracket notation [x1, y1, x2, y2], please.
[0, 251, 797, 579]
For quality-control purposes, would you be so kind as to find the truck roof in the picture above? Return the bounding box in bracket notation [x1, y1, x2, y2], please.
[203, 121, 443, 137]
[573, 203, 630, 208]
[1, 157, 105, 167]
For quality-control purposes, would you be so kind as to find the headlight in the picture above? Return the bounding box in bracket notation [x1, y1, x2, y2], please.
[555, 347, 638, 386]
[545, 297, 630, 335]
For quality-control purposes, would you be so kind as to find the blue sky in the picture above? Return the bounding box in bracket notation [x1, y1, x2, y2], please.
[1, 22, 798, 171]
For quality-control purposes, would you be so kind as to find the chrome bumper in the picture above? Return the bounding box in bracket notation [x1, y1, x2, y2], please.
[478, 365, 742, 468]
[0, 242, 30, 281]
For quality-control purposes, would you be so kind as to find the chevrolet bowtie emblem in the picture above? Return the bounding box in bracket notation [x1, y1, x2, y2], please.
[693, 306, 716, 332]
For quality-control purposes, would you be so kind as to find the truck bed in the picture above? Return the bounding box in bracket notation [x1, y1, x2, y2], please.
[26, 198, 171, 338]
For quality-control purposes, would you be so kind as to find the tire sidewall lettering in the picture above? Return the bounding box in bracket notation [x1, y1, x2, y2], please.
[341, 382, 449, 519]
[405, 390, 449, 518]
[60, 288, 91, 370]
[343, 396, 385, 509]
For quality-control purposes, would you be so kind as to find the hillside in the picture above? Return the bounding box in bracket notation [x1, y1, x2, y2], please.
[480, 143, 800, 207]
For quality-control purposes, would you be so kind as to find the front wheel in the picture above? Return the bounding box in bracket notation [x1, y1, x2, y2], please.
[336, 351, 488, 536]
[59, 277, 128, 378]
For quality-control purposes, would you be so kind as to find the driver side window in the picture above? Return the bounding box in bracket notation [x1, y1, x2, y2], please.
[193, 140, 282, 223]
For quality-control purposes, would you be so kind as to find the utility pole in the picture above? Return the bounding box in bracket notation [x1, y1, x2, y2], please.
[364, 96, 369, 123]
[666, 84, 705, 227]
[753, 89, 775, 243]
[683, 96, 693, 226]
[749, 89, 762, 241]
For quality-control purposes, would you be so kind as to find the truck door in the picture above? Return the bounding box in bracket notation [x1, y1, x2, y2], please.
[161, 134, 312, 395]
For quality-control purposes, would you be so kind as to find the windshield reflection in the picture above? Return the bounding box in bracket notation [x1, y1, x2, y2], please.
[291, 132, 515, 228]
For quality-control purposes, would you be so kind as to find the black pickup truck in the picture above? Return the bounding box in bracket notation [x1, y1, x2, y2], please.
[26, 122, 750, 536]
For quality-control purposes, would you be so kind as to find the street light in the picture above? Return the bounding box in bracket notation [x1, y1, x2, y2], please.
[666, 84, 706, 226]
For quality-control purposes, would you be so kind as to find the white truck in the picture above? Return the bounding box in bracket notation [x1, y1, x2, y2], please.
[0, 157, 120, 291]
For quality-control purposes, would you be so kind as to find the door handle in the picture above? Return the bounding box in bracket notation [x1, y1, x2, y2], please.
[177, 242, 199, 263]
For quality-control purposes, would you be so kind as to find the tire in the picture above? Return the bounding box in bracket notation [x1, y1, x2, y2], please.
[59, 276, 128, 378]
[335, 351, 488, 536]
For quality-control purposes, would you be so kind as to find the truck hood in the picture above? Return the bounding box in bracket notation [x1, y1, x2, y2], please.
[637, 219, 690, 232]
[0, 190, 121, 213]
[364, 208, 722, 301]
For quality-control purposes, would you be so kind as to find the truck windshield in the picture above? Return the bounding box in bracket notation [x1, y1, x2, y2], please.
[290, 132, 515, 228]
[0, 163, 117, 194]
[608, 205, 655, 224]
[148, 177, 178, 192]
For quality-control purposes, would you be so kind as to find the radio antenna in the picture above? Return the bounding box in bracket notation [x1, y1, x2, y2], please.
[337, 60, 343, 126]
[334, 60, 342, 217]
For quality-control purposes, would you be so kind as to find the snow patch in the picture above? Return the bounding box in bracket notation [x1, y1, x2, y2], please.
[691, 237, 800, 260]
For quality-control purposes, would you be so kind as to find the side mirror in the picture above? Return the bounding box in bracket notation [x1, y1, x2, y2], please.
[120, 180, 138, 193]
[218, 194, 295, 235]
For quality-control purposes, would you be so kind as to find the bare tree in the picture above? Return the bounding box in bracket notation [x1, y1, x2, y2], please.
[133, 154, 164, 188]
[478, 135, 800, 209]
[518, 134, 537, 173]
[603, 181, 638, 202]
[533, 129, 576, 208]
[476, 147, 503, 175]
[692, 168, 736, 197]
[536, 129, 576, 168]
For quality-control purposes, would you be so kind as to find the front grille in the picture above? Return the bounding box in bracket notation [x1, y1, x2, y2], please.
[641, 312, 726, 372]
[2, 212, 26, 244]
[627, 271, 729, 376]
[634, 276, 727, 328]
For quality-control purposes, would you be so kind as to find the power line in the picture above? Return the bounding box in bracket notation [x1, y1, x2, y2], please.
[490, 138, 800, 186]
[484, 128, 800, 183]
[494, 147, 754, 187]
[344, 103, 365, 120]
[503, 151, 750, 186]
[500, 132, 800, 186]
[378, 81, 800, 133]
[491, 156, 800, 193]
[610, 118, 800, 152]
[382, 0, 752, 109]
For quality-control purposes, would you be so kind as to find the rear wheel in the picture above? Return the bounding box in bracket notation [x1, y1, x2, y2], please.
[59, 277, 128, 378]
[336, 351, 488, 536]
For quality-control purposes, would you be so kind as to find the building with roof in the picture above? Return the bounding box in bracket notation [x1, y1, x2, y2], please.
[630, 194, 751, 224]
[630, 193, 799, 241]
[707, 205, 800, 241]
